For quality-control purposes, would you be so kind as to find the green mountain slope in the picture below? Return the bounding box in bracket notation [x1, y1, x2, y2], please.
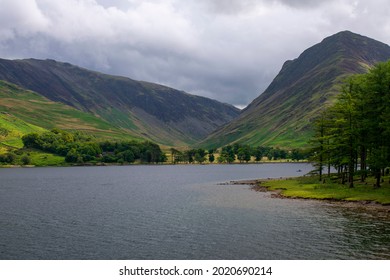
[0, 112, 45, 149]
[0, 80, 142, 148]
[0, 59, 239, 147]
[201, 31, 390, 149]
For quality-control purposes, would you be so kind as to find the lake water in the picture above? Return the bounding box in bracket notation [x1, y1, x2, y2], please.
[0, 163, 389, 260]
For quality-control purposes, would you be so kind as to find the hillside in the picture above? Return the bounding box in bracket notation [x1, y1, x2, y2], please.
[0, 59, 239, 147]
[201, 31, 390, 149]
[0, 80, 143, 149]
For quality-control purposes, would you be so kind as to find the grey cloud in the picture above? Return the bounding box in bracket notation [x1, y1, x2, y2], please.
[1, 0, 390, 107]
[275, 0, 331, 8]
[197, 0, 264, 15]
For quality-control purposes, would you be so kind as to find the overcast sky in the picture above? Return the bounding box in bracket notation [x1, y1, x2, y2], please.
[1, 0, 390, 107]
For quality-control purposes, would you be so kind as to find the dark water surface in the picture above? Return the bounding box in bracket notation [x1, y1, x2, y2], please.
[0, 163, 389, 259]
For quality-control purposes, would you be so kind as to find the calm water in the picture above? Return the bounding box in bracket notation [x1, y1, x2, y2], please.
[0, 163, 389, 260]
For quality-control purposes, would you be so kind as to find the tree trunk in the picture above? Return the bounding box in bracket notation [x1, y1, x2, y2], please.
[348, 165, 354, 188]
[375, 169, 381, 188]
[348, 139, 354, 188]
[360, 146, 367, 182]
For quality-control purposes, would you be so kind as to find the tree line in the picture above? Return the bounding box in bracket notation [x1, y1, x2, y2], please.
[311, 60, 390, 188]
[170, 144, 307, 164]
[2, 129, 307, 166]
[21, 129, 167, 164]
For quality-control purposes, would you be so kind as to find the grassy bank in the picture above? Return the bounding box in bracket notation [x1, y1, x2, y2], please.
[261, 176, 390, 205]
[0, 149, 66, 167]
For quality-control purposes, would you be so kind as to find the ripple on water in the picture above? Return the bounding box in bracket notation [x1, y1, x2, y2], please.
[0, 164, 389, 259]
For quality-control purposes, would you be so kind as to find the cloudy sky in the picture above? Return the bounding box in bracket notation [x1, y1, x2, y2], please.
[1, 0, 390, 107]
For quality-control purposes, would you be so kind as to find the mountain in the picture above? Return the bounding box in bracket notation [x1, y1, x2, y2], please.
[201, 31, 390, 149]
[0, 59, 239, 147]
[0, 80, 140, 149]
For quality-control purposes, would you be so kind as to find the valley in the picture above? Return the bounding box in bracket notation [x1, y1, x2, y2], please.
[1, 31, 390, 165]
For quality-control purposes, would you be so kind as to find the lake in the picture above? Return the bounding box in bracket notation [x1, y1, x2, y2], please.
[0, 163, 389, 259]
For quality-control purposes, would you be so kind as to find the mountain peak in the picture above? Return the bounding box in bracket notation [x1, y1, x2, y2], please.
[324, 30, 386, 42]
[320, 30, 390, 57]
[330, 30, 358, 38]
[201, 31, 390, 148]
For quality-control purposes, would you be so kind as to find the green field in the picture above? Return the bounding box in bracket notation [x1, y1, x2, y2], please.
[0, 148, 65, 167]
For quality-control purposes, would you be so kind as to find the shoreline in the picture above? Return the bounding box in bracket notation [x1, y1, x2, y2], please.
[0, 160, 309, 168]
[228, 178, 390, 212]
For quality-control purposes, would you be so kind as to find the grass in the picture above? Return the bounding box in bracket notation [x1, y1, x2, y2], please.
[0, 113, 47, 148]
[0, 80, 142, 145]
[0, 149, 66, 167]
[26, 150, 66, 166]
[0, 86, 114, 132]
[264, 176, 390, 205]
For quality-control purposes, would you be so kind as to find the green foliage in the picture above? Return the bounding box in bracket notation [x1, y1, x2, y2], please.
[26, 151, 65, 166]
[218, 144, 307, 163]
[219, 145, 236, 163]
[310, 60, 390, 187]
[0, 112, 47, 148]
[175, 148, 208, 164]
[237, 146, 251, 163]
[21, 133, 41, 149]
[21, 155, 31, 165]
[208, 153, 215, 163]
[0, 152, 16, 164]
[21, 129, 166, 165]
[0, 148, 64, 166]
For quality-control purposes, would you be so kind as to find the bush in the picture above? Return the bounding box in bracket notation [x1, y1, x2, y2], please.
[0, 153, 16, 164]
[65, 148, 80, 163]
[21, 155, 31, 165]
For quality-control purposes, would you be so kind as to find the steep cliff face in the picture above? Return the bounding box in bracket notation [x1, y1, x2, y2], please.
[201, 31, 390, 148]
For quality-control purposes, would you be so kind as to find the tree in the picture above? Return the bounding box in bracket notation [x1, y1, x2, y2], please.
[237, 145, 251, 163]
[22, 133, 41, 149]
[170, 148, 179, 164]
[184, 150, 195, 163]
[140, 142, 166, 163]
[334, 79, 360, 187]
[253, 146, 264, 162]
[208, 153, 215, 163]
[194, 152, 206, 164]
[0, 153, 16, 164]
[118, 150, 135, 163]
[221, 145, 235, 163]
[363, 61, 390, 187]
[310, 60, 390, 188]
[310, 113, 326, 181]
[290, 149, 305, 161]
[65, 148, 80, 163]
[21, 155, 31, 165]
